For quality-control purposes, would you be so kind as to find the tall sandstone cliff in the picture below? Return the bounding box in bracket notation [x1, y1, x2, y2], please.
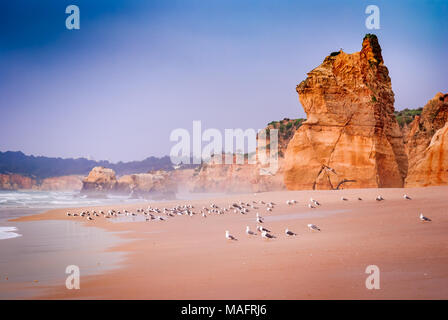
[284, 35, 408, 190]
[405, 93, 448, 186]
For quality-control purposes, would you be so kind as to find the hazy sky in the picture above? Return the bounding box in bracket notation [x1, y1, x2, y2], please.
[1, 0, 447, 162]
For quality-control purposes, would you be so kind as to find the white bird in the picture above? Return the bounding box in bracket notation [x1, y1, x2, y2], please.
[310, 198, 320, 206]
[419, 213, 431, 222]
[307, 224, 321, 232]
[202, 212, 207, 218]
[246, 226, 257, 235]
[266, 207, 272, 212]
[256, 213, 264, 222]
[286, 200, 293, 205]
[376, 195, 384, 201]
[66, 212, 71, 216]
[404, 194, 412, 200]
[225, 230, 237, 241]
[257, 225, 271, 233]
[308, 204, 315, 209]
[261, 231, 275, 239]
[285, 228, 297, 236]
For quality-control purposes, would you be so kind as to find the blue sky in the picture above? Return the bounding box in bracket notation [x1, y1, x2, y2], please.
[1, 0, 447, 162]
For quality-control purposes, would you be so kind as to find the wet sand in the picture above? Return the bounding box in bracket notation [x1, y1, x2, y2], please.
[7, 186, 448, 299]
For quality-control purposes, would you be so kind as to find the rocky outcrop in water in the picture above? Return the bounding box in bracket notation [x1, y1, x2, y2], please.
[81, 167, 117, 194]
[284, 34, 408, 190]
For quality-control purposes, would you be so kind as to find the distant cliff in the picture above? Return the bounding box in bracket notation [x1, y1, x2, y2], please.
[0, 173, 83, 191]
[186, 119, 304, 193]
[80, 166, 177, 199]
[0, 151, 190, 179]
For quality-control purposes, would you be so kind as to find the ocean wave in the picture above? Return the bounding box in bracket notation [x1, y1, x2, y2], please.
[0, 226, 22, 240]
[0, 190, 143, 210]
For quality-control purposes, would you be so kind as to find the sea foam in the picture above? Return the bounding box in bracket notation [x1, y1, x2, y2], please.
[0, 226, 22, 240]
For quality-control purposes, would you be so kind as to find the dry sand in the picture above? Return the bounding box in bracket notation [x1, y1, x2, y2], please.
[9, 187, 448, 299]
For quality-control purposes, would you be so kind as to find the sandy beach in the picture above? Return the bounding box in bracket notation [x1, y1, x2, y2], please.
[3, 186, 447, 300]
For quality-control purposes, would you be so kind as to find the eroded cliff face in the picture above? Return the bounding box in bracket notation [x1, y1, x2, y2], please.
[116, 170, 177, 198]
[405, 93, 448, 186]
[81, 166, 176, 198]
[81, 167, 117, 194]
[189, 157, 286, 193]
[38, 176, 83, 191]
[0, 174, 35, 190]
[0, 174, 83, 191]
[186, 119, 304, 193]
[284, 35, 408, 190]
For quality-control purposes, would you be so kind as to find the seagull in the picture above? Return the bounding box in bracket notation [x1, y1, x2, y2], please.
[404, 194, 412, 200]
[256, 213, 264, 223]
[376, 195, 384, 201]
[307, 224, 321, 232]
[308, 204, 315, 209]
[246, 226, 257, 235]
[261, 231, 275, 239]
[87, 216, 94, 221]
[257, 225, 271, 233]
[419, 213, 431, 222]
[66, 212, 71, 216]
[285, 228, 297, 236]
[225, 230, 237, 241]
[310, 198, 320, 206]
[202, 212, 207, 218]
[341, 197, 348, 201]
[266, 207, 272, 212]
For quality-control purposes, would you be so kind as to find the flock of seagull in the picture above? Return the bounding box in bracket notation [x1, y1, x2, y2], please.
[65, 193, 432, 241]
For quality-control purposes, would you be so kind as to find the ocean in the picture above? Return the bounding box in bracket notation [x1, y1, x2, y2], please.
[0, 190, 145, 239]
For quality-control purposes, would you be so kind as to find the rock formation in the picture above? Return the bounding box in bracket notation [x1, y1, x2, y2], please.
[116, 170, 177, 199]
[81, 167, 117, 194]
[0, 173, 83, 191]
[187, 119, 303, 193]
[81, 166, 176, 198]
[38, 175, 83, 191]
[405, 93, 448, 186]
[284, 34, 408, 190]
[0, 174, 35, 190]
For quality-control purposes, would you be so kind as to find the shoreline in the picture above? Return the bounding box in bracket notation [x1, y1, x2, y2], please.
[5, 186, 448, 299]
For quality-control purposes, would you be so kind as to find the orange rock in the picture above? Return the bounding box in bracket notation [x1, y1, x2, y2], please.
[284, 35, 407, 190]
[405, 93, 448, 186]
[38, 175, 83, 191]
[81, 166, 117, 194]
[0, 174, 35, 190]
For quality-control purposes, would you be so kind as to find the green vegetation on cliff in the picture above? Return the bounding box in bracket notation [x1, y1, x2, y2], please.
[395, 108, 423, 127]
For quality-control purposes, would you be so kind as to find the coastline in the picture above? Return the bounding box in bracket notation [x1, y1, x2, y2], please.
[5, 186, 448, 299]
